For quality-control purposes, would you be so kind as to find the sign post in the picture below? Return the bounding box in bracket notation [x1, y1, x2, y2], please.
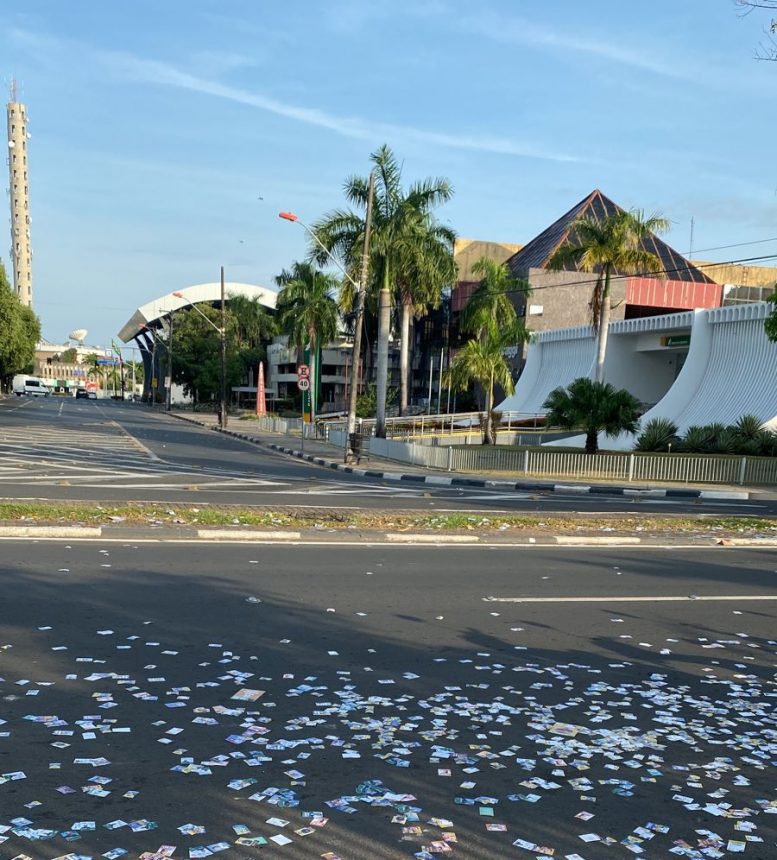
[297, 365, 310, 451]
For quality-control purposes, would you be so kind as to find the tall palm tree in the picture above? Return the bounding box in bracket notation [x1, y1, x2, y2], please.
[313, 144, 455, 430]
[446, 322, 525, 445]
[275, 262, 339, 424]
[547, 209, 669, 383]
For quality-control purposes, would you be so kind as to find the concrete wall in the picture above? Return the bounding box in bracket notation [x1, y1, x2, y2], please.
[497, 327, 596, 415]
[525, 268, 628, 333]
[603, 331, 686, 407]
[539, 303, 777, 451]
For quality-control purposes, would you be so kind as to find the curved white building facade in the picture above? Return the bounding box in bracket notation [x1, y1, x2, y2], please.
[497, 302, 777, 449]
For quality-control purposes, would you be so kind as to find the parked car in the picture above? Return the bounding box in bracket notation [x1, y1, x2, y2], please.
[75, 388, 89, 399]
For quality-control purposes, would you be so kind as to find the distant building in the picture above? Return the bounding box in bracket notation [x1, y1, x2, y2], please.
[692, 260, 777, 307]
[451, 238, 523, 315]
[6, 81, 32, 307]
[33, 342, 116, 395]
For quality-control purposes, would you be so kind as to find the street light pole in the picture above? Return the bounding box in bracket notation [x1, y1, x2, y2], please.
[345, 169, 375, 461]
[278, 200, 375, 461]
[220, 266, 228, 429]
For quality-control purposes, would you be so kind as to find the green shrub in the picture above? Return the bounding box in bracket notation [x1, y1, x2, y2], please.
[635, 417, 679, 452]
[733, 414, 763, 440]
[679, 418, 776, 456]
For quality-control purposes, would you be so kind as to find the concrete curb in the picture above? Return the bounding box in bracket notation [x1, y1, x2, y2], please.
[263, 442, 750, 501]
[0, 526, 773, 548]
[168, 414, 752, 502]
[555, 535, 641, 546]
[0, 526, 103, 538]
[196, 529, 301, 541]
[385, 533, 480, 543]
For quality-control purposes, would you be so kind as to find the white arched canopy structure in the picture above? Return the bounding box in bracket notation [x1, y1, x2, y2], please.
[117, 282, 277, 402]
[497, 302, 777, 450]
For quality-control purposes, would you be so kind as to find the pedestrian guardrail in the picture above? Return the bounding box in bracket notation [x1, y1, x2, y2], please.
[365, 438, 777, 486]
[249, 415, 777, 485]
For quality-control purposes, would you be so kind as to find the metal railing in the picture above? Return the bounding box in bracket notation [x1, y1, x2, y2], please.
[248, 415, 777, 485]
[365, 438, 777, 486]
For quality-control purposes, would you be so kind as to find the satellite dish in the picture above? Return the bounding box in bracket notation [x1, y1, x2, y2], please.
[69, 328, 88, 344]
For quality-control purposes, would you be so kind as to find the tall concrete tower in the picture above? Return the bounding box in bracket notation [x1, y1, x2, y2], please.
[6, 80, 32, 307]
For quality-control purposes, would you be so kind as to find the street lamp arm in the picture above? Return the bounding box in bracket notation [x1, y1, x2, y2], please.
[171, 292, 224, 333]
[278, 212, 360, 291]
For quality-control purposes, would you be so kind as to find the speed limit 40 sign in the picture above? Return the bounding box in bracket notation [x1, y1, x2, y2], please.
[297, 377, 310, 391]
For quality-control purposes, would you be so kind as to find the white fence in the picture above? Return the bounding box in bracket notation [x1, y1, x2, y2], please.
[366, 438, 777, 485]
[252, 416, 777, 485]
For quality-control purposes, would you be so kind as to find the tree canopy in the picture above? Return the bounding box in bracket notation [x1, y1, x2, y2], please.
[547, 209, 668, 383]
[736, 0, 777, 59]
[169, 299, 268, 404]
[313, 144, 456, 418]
[764, 286, 777, 340]
[0, 262, 41, 385]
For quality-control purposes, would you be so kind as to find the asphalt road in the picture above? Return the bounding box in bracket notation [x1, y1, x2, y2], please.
[0, 397, 772, 517]
[1, 540, 776, 858]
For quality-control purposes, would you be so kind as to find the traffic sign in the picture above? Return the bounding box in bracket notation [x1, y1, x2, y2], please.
[297, 377, 310, 392]
[297, 364, 310, 379]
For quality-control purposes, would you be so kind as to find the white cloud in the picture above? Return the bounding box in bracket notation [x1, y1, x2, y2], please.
[459, 11, 690, 80]
[99, 49, 589, 164]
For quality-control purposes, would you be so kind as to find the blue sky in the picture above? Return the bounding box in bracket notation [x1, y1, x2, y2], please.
[3, 0, 776, 347]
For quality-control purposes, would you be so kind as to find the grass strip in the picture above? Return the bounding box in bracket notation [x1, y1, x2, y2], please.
[0, 501, 774, 537]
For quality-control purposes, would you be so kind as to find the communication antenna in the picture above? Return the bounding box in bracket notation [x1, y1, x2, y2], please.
[688, 216, 695, 259]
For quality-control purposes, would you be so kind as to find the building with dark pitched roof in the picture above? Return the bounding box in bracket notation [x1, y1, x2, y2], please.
[501, 189, 720, 337]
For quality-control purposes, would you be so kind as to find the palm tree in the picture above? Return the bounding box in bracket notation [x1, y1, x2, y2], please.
[543, 377, 642, 455]
[547, 209, 669, 383]
[453, 257, 530, 442]
[313, 144, 455, 431]
[461, 257, 529, 341]
[275, 262, 339, 424]
[446, 322, 525, 445]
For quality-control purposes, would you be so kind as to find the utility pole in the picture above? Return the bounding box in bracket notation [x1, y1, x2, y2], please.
[166, 312, 173, 412]
[220, 266, 228, 428]
[345, 169, 375, 461]
[375, 270, 391, 437]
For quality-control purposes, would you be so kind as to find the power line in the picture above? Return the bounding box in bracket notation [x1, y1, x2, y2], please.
[463, 252, 777, 300]
[687, 236, 777, 255]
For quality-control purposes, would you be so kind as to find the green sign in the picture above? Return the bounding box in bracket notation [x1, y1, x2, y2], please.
[663, 335, 690, 348]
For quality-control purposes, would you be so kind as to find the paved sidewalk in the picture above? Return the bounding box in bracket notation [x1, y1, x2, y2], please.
[166, 411, 758, 502]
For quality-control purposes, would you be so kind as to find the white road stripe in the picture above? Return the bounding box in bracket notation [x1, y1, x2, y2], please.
[485, 595, 777, 603]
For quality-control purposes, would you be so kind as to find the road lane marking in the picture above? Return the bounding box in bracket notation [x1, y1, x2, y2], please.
[484, 595, 777, 603]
